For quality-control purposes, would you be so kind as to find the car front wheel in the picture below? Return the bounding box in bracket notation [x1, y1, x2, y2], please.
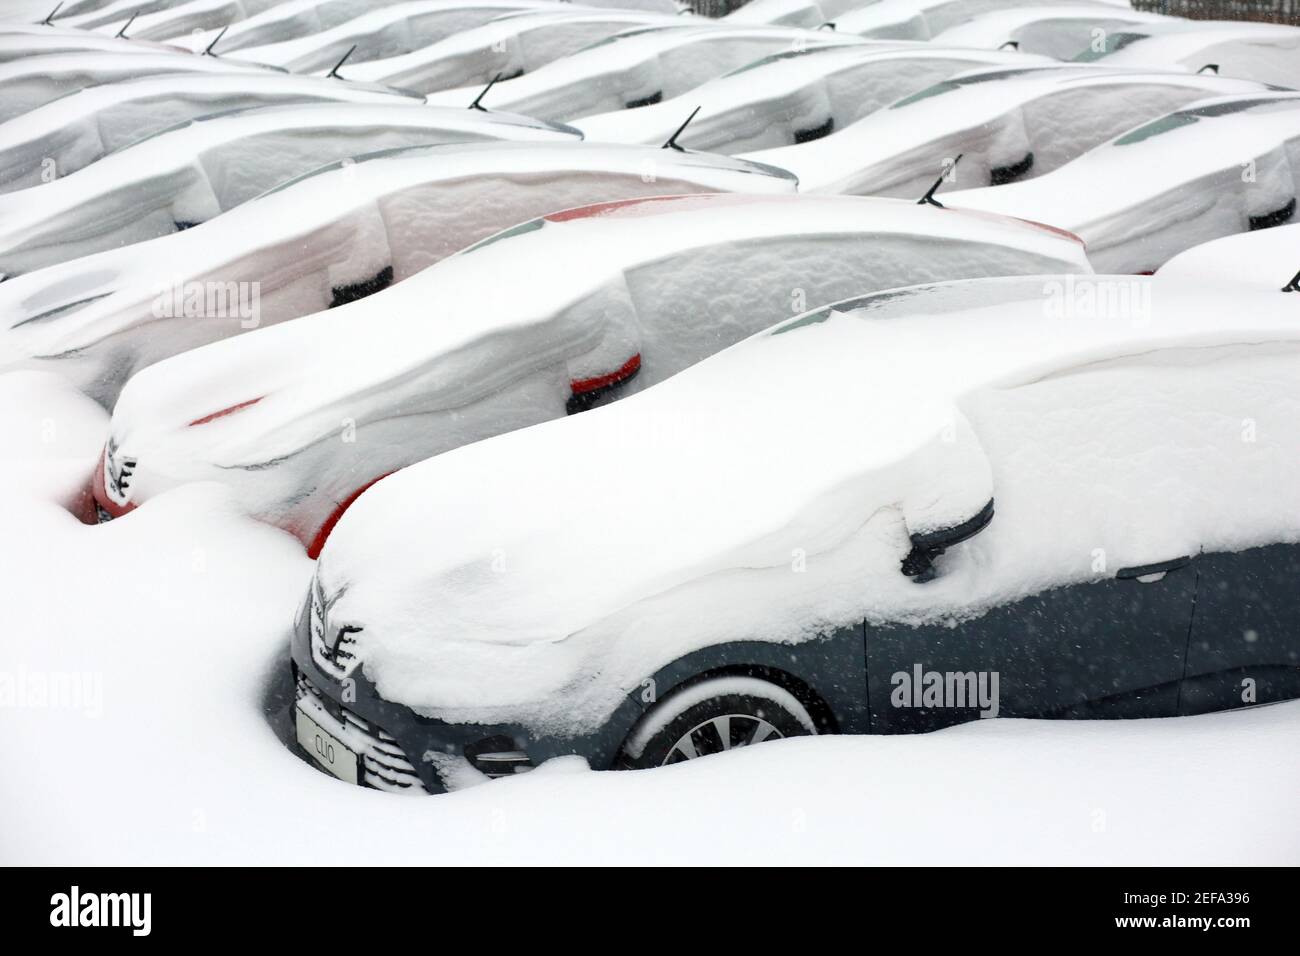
[617, 675, 817, 770]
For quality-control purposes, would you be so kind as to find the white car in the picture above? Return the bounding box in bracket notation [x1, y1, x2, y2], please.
[225, 0, 583, 72]
[92, 193, 1090, 554]
[0, 28, 187, 61]
[341, 8, 682, 95]
[178, 0, 426, 55]
[0, 101, 581, 279]
[1157, 222, 1300, 291]
[946, 91, 1300, 273]
[88, 0, 303, 42]
[0, 70, 423, 194]
[723, 0, 884, 29]
[829, 0, 1135, 41]
[573, 44, 1051, 154]
[741, 66, 1270, 195]
[932, 4, 1173, 59]
[0, 50, 273, 122]
[422, 23, 865, 121]
[291, 274, 1300, 790]
[1073, 19, 1300, 88]
[0, 140, 790, 405]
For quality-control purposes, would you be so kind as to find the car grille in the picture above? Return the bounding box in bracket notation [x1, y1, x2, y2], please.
[295, 672, 425, 794]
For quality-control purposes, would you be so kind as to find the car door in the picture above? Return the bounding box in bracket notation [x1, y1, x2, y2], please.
[865, 559, 1195, 733]
[1180, 543, 1300, 715]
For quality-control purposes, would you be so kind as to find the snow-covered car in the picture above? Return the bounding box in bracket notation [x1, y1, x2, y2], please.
[422, 23, 865, 121]
[0, 101, 580, 279]
[0, 50, 273, 122]
[0, 27, 186, 61]
[341, 8, 681, 95]
[946, 91, 1300, 273]
[741, 66, 1271, 196]
[290, 275, 1300, 791]
[1073, 19, 1300, 88]
[225, 0, 579, 72]
[91, 193, 1090, 555]
[87, 0, 301, 42]
[177, 0, 426, 54]
[0, 71, 423, 194]
[573, 44, 1051, 154]
[1157, 222, 1300, 291]
[1, 140, 789, 405]
[931, 4, 1172, 59]
[829, 0, 1134, 41]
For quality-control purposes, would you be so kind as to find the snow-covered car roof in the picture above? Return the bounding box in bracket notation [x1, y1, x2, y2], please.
[315, 275, 1300, 733]
[1073, 19, 1300, 88]
[1157, 222, 1300, 290]
[724, 0, 880, 29]
[0, 101, 581, 279]
[227, 0, 579, 72]
[0, 70, 423, 194]
[830, 0, 1132, 40]
[422, 22, 866, 121]
[100, 192, 1088, 552]
[1, 140, 789, 404]
[342, 8, 683, 94]
[573, 43, 1051, 154]
[0, 50, 274, 122]
[932, 4, 1173, 59]
[945, 91, 1300, 272]
[740, 66, 1271, 195]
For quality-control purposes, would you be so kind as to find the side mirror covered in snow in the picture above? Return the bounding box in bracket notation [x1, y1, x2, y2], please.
[901, 498, 994, 583]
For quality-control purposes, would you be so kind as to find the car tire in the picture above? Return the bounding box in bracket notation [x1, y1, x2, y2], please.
[618, 675, 817, 770]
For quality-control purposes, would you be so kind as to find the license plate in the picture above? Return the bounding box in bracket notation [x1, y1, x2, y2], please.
[295, 705, 360, 785]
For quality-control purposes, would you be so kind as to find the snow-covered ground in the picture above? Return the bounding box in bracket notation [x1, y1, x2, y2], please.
[1, 370, 1295, 865]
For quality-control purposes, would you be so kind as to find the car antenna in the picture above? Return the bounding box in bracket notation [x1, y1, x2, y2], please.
[326, 44, 357, 80]
[469, 72, 503, 111]
[917, 153, 962, 208]
[998, 39, 1019, 50]
[662, 105, 701, 151]
[114, 11, 138, 38]
[41, 2, 62, 24]
[202, 25, 228, 56]
[1198, 63, 1219, 74]
[1282, 268, 1300, 292]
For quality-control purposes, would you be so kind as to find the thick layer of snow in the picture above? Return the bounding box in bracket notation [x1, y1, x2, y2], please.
[1075, 19, 1300, 88]
[946, 92, 1300, 273]
[1157, 222, 1300, 289]
[343, 9, 683, 95]
[98, 0, 298, 42]
[830, 0, 1134, 41]
[55, 0, 214, 32]
[422, 23, 866, 121]
[932, 4, 1173, 59]
[100, 193, 1089, 559]
[228, 0, 583, 72]
[0, 101, 575, 279]
[0, 140, 790, 405]
[178, 0, 422, 54]
[0, 50, 272, 123]
[0, 71, 421, 194]
[724, 0, 877, 29]
[1, 370, 1294, 863]
[574, 45, 1052, 154]
[316, 276, 1300, 734]
[742, 66, 1268, 196]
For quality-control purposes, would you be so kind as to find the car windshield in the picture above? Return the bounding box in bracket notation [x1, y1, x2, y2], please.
[889, 68, 1045, 108]
[457, 216, 545, 254]
[1071, 31, 1145, 62]
[1113, 97, 1292, 146]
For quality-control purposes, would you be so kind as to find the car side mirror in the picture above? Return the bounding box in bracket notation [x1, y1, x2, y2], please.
[901, 498, 994, 583]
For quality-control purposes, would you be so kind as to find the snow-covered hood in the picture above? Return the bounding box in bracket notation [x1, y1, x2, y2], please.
[1157, 222, 1300, 289]
[945, 91, 1300, 272]
[0, 70, 423, 194]
[422, 22, 867, 121]
[834, 0, 1138, 40]
[103, 193, 1087, 525]
[227, 0, 573, 72]
[741, 66, 1271, 195]
[0, 30, 188, 61]
[1, 140, 785, 402]
[0, 51, 275, 122]
[573, 43, 1057, 153]
[178, 0, 419, 54]
[315, 275, 1300, 732]
[95, 0, 296, 43]
[0, 101, 572, 279]
[342, 9, 684, 94]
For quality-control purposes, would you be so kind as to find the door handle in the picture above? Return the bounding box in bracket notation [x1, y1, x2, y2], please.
[1116, 555, 1192, 583]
